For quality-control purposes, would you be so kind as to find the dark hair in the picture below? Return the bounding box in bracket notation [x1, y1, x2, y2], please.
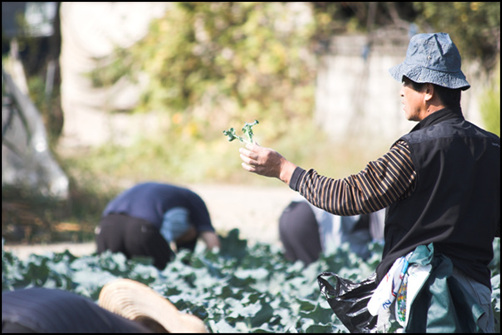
[402, 76, 461, 108]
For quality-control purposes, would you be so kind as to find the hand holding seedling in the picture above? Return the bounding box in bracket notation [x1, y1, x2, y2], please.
[223, 120, 296, 184]
[239, 143, 293, 180]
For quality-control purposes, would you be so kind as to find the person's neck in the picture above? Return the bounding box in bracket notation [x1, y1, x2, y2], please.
[419, 102, 446, 120]
[427, 103, 446, 114]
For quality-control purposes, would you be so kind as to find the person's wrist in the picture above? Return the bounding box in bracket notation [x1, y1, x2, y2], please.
[279, 159, 296, 185]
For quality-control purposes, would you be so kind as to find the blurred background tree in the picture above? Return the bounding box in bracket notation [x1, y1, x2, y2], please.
[480, 61, 500, 136]
[6, 2, 499, 146]
[2, 2, 499, 243]
[310, 2, 500, 72]
[92, 2, 318, 145]
[411, 2, 500, 72]
[93, 2, 499, 143]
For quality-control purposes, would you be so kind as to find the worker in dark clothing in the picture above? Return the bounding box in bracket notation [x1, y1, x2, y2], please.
[2, 287, 149, 333]
[2, 278, 207, 333]
[238, 32, 499, 332]
[279, 197, 385, 265]
[96, 182, 220, 270]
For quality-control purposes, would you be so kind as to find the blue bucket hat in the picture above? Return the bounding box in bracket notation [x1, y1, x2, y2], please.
[389, 32, 470, 90]
[160, 207, 191, 242]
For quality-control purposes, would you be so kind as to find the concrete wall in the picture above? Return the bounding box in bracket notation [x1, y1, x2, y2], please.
[314, 31, 486, 149]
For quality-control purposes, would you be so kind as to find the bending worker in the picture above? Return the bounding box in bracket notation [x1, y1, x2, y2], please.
[96, 182, 220, 269]
[279, 196, 385, 265]
[2, 278, 207, 333]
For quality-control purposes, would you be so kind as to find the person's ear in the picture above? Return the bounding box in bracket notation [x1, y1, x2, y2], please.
[424, 83, 434, 103]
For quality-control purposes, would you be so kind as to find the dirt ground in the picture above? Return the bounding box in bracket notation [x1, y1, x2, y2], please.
[3, 184, 296, 260]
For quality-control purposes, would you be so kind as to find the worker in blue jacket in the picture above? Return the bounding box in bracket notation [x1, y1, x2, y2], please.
[96, 182, 220, 269]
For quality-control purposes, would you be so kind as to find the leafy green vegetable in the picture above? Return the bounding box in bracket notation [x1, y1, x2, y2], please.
[222, 127, 241, 142]
[223, 120, 259, 144]
[2, 235, 500, 333]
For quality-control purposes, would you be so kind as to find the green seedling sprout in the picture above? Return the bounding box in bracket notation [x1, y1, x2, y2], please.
[223, 120, 259, 144]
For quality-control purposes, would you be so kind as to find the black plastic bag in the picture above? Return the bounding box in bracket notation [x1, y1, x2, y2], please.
[317, 272, 378, 333]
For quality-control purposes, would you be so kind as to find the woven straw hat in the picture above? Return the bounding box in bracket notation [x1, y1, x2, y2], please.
[98, 278, 207, 333]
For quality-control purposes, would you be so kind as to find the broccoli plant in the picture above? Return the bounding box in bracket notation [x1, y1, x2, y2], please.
[223, 120, 259, 144]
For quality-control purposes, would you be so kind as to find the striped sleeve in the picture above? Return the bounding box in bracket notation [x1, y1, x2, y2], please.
[292, 140, 416, 215]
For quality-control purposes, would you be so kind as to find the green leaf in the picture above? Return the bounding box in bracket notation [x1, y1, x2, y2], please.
[219, 228, 248, 261]
[249, 300, 274, 328]
[222, 127, 243, 142]
[222, 120, 259, 144]
[241, 119, 259, 143]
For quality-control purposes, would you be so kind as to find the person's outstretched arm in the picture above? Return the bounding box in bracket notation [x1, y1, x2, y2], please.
[239, 141, 416, 216]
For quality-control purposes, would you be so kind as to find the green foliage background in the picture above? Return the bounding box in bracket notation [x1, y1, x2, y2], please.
[85, 1, 500, 185]
[92, 3, 317, 146]
[411, 2, 500, 70]
[480, 61, 501, 136]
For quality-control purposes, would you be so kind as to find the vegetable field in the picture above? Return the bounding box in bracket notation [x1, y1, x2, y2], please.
[2, 230, 500, 333]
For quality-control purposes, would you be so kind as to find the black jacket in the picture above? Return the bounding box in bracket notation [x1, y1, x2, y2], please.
[377, 107, 500, 288]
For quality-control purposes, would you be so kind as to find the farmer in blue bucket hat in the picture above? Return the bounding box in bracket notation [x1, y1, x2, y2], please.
[239, 32, 499, 332]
